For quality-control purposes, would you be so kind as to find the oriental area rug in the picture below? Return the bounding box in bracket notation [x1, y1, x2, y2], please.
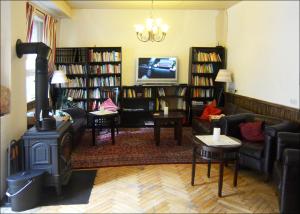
[71, 127, 195, 169]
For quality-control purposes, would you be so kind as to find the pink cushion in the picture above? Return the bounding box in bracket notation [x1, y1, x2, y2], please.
[239, 121, 265, 142]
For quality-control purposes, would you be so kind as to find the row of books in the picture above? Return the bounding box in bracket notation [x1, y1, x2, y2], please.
[157, 99, 186, 110]
[191, 100, 205, 107]
[123, 88, 136, 98]
[61, 77, 86, 88]
[89, 99, 119, 111]
[175, 87, 187, 96]
[62, 89, 87, 99]
[192, 64, 214, 73]
[191, 88, 214, 98]
[143, 88, 152, 98]
[89, 89, 116, 99]
[76, 101, 87, 109]
[90, 101, 102, 111]
[193, 52, 221, 62]
[157, 88, 166, 96]
[56, 48, 87, 63]
[88, 50, 121, 62]
[57, 65, 88, 75]
[89, 77, 121, 87]
[89, 64, 121, 74]
[71, 101, 86, 110]
[192, 77, 214, 86]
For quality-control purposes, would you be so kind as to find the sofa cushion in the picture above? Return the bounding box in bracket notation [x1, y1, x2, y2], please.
[239, 121, 265, 142]
[240, 141, 265, 159]
[199, 100, 221, 120]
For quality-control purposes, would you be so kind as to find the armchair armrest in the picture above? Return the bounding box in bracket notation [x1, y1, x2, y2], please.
[283, 149, 300, 166]
[62, 108, 86, 119]
[277, 132, 300, 161]
[263, 122, 300, 180]
[280, 148, 300, 214]
[219, 113, 254, 137]
[265, 121, 300, 138]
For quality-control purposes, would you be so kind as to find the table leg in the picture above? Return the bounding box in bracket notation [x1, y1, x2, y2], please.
[154, 120, 160, 146]
[233, 153, 239, 187]
[218, 161, 224, 197]
[111, 117, 115, 145]
[174, 122, 178, 140]
[177, 120, 182, 146]
[191, 146, 197, 186]
[207, 161, 211, 178]
[92, 117, 96, 146]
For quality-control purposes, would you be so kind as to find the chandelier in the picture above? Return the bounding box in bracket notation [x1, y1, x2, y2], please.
[134, 0, 169, 42]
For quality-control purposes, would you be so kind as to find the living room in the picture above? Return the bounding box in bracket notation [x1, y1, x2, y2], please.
[0, 0, 299, 213]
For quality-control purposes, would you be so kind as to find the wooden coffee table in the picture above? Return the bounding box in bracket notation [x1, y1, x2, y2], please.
[153, 112, 184, 146]
[191, 135, 241, 197]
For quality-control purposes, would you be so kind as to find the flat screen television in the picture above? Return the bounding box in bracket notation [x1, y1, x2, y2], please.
[136, 57, 178, 84]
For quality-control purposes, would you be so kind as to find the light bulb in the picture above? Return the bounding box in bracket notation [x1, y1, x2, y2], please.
[134, 24, 144, 33]
[146, 18, 153, 30]
[161, 24, 169, 33]
[156, 18, 162, 26]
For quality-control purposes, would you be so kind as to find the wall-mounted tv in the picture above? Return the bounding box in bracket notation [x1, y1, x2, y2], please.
[136, 57, 178, 84]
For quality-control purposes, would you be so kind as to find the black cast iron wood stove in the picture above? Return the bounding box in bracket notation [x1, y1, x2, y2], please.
[16, 40, 72, 195]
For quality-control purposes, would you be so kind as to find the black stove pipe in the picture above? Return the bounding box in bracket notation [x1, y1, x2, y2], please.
[16, 39, 56, 131]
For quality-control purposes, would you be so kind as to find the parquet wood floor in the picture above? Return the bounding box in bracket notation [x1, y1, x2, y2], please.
[1, 164, 279, 213]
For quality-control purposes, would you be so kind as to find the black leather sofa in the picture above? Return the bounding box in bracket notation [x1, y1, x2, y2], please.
[62, 108, 87, 145]
[273, 132, 300, 214]
[192, 102, 252, 135]
[218, 113, 299, 180]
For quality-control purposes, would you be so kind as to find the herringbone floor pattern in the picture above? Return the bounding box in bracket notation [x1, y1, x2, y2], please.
[1, 164, 279, 213]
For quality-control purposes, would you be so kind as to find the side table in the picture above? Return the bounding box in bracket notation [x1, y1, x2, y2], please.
[191, 135, 241, 197]
[89, 111, 119, 146]
[153, 112, 184, 146]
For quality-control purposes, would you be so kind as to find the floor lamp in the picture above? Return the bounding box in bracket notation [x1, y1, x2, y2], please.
[215, 69, 232, 106]
[50, 70, 68, 114]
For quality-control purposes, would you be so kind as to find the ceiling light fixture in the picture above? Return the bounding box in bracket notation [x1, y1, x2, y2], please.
[134, 0, 169, 42]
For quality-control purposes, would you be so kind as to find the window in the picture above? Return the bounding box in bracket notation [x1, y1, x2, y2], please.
[26, 15, 44, 103]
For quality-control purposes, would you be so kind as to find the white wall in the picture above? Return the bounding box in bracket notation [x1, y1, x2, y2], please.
[0, 1, 27, 197]
[226, 1, 299, 108]
[59, 9, 220, 85]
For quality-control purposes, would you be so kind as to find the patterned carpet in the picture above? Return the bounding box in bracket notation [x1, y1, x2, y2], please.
[71, 127, 195, 169]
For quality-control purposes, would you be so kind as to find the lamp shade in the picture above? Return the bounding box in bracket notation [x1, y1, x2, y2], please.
[51, 70, 68, 84]
[215, 69, 232, 83]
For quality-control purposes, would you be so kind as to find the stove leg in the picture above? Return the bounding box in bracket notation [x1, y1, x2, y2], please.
[55, 184, 62, 195]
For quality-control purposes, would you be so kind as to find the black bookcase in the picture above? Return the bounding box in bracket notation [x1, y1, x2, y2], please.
[120, 85, 189, 127]
[120, 85, 156, 127]
[55, 47, 122, 112]
[189, 46, 225, 119]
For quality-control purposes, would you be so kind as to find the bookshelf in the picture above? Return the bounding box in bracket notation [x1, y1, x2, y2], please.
[120, 85, 188, 127]
[55, 47, 122, 112]
[189, 46, 225, 119]
[120, 86, 155, 127]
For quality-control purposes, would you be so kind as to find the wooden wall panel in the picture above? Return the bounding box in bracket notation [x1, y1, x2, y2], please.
[225, 92, 300, 123]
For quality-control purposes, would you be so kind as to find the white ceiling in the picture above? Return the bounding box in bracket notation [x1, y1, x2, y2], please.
[67, 1, 239, 10]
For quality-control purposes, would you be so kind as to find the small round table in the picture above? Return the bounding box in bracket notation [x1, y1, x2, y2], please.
[191, 135, 241, 197]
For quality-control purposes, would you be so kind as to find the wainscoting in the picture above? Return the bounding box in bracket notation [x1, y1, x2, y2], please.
[225, 92, 300, 123]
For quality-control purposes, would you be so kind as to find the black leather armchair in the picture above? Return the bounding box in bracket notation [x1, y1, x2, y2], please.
[219, 113, 298, 180]
[273, 132, 300, 214]
[192, 102, 252, 135]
